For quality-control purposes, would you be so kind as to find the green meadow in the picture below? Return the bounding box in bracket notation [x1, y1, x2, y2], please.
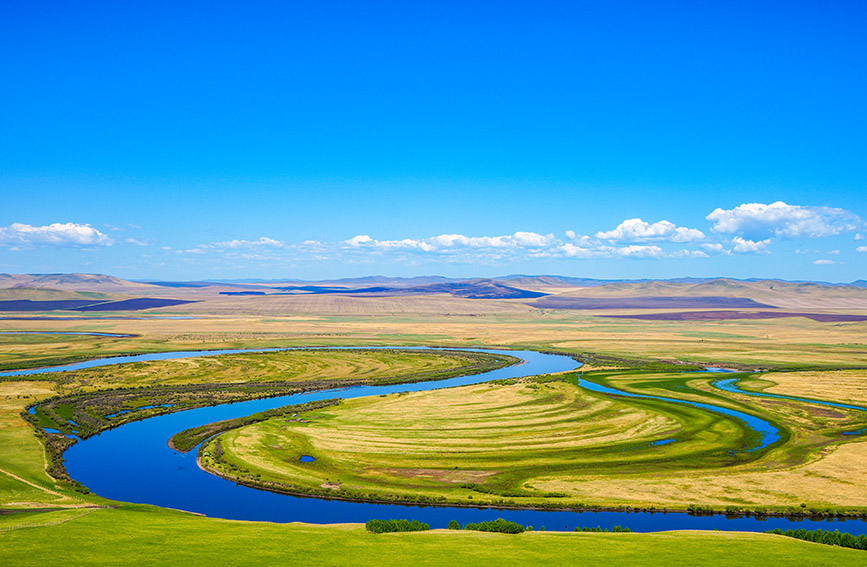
[2, 505, 865, 567]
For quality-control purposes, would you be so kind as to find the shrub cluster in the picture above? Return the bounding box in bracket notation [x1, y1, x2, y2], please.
[461, 518, 525, 534]
[575, 525, 630, 532]
[767, 528, 867, 551]
[365, 519, 430, 534]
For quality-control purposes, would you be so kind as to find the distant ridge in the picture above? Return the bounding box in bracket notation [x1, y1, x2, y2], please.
[531, 296, 775, 310]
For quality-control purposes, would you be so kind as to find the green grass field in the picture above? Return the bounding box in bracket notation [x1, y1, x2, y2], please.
[1, 505, 865, 567]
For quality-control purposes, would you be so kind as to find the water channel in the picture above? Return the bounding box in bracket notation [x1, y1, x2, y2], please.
[6, 346, 867, 533]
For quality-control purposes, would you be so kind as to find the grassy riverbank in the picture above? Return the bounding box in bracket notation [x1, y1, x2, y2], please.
[205, 369, 867, 514]
[0, 349, 516, 506]
[2, 505, 865, 566]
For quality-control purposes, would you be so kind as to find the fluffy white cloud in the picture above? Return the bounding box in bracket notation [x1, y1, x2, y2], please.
[732, 236, 771, 254]
[560, 243, 597, 258]
[348, 232, 556, 252]
[701, 243, 729, 254]
[857, 246, 867, 253]
[615, 244, 665, 258]
[596, 219, 705, 242]
[0, 222, 113, 247]
[813, 259, 836, 265]
[345, 235, 373, 246]
[512, 231, 557, 247]
[707, 201, 862, 239]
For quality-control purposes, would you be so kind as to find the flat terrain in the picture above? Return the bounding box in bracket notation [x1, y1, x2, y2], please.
[1, 274, 865, 563]
[206, 369, 867, 513]
[2, 505, 865, 567]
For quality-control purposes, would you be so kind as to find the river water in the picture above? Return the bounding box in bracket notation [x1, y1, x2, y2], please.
[7, 347, 867, 533]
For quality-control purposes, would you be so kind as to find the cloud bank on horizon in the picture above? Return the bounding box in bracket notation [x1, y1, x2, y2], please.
[1, 202, 863, 280]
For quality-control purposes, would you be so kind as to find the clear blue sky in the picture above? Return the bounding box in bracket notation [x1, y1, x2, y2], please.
[1, 1, 865, 281]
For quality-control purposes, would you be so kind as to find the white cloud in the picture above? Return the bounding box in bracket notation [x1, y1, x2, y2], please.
[512, 231, 557, 247]
[596, 218, 704, 242]
[565, 230, 576, 239]
[348, 231, 557, 252]
[0, 222, 113, 247]
[374, 238, 435, 252]
[813, 259, 836, 265]
[701, 243, 728, 254]
[673, 249, 709, 258]
[856, 233, 864, 240]
[615, 245, 665, 258]
[214, 237, 285, 249]
[428, 234, 513, 248]
[731, 236, 771, 254]
[560, 243, 597, 258]
[345, 234, 373, 246]
[857, 246, 867, 253]
[707, 201, 862, 239]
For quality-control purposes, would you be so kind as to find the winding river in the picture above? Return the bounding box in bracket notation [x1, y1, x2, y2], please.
[7, 347, 867, 533]
[714, 377, 867, 436]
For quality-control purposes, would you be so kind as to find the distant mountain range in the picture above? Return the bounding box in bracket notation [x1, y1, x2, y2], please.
[1, 273, 865, 312]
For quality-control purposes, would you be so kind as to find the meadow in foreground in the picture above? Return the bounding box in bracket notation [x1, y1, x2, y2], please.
[2, 505, 866, 567]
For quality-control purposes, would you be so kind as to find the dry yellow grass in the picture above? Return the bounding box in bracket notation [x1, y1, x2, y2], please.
[533, 440, 867, 508]
[754, 370, 867, 406]
[212, 380, 684, 496]
[1, 307, 864, 372]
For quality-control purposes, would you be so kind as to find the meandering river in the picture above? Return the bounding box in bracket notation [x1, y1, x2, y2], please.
[7, 347, 867, 533]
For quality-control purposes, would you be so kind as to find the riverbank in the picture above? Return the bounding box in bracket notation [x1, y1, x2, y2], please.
[2, 505, 865, 567]
[200, 368, 867, 519]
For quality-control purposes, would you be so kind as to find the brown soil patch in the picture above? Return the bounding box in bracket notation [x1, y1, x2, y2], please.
[382, 468, 498, 484]
[759, 399, 847, 418]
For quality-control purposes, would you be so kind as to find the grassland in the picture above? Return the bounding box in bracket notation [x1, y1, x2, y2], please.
[1, 280, 865, 564]
[2, 505, 866, 567]
[204, 369, 867, 514]
[4, 348, 513, 495]
[1, 296, 865, 372]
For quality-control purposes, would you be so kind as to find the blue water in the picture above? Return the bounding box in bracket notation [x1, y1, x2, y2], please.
[714, 378, 867, 413]
[714, 377, 867, 437]
[578, 379, 782, 452]
[8, 346, 866, 533]
[299, 455, 316, 462]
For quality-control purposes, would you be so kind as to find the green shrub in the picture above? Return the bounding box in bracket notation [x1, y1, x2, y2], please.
[767, 528, 867, 551]
[365, 519, 430, 534]
[462, 518, 524, 534]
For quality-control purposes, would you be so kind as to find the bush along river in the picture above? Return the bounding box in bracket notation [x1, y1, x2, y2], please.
[7, 347, 867, 534]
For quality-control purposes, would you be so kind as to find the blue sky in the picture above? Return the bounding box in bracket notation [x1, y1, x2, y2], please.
[1, 1, 865, 281]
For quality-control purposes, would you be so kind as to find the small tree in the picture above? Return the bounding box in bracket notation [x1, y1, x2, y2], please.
[448, 520, 459, 530]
